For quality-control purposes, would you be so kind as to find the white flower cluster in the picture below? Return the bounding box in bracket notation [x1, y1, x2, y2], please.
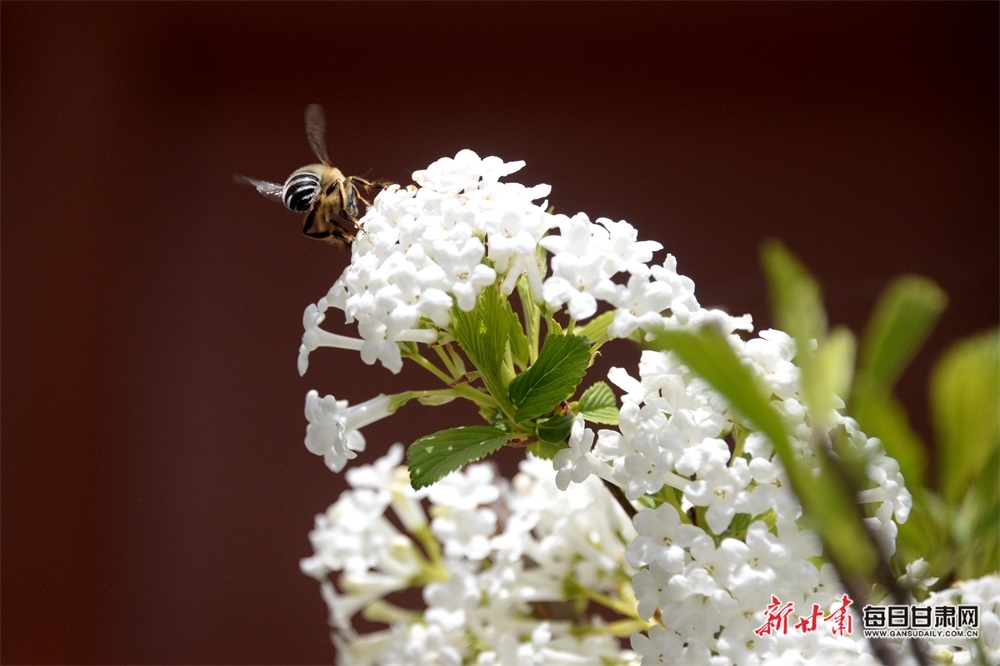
[299, 150, 748, 473]
[297, 151, 924, 663]
[298, 150, 550, 377]
[298, 149, 745, 381]
[919, 574, 1000, 665]
[563, 333, 913, 664]
[301, 444, 639, 665]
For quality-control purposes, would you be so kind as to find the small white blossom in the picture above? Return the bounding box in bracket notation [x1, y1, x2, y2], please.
[683, 455, 752, 534]
[626, 503, 704, 572]
[553, 415, 613, 490]
[431, 237, 497, 311]
[298, 302, 365, 376]
[303, 391, 392, 472]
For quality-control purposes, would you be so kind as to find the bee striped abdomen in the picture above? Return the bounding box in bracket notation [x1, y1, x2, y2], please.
[282, 171, 321, 212]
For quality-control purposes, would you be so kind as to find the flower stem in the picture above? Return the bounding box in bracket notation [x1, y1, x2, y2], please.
[403, 349, 454, 385]
[431, 343, 460, 380]
[603, 478, 637, 520]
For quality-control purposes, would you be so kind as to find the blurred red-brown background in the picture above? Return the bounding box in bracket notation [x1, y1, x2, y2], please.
[2, 3, 996, 664]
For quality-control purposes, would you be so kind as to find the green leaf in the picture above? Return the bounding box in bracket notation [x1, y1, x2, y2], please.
[852, 389, 927, 489]
[761, 241, 846, 431]
[760, 241, 827, 344]
[761, 240, 852, 432]
[931, 329, 1000, 505]
[858, 276, 947, 392]
[527, 439, 564, 460]
[849, 276, 945, 487]
[506, 298, 530, 373]
[515, 273, 543, 366]
[811, 327, 857, 424]
[508, 334, 590, 422]
[536, 414, 575, 444]
[576, 381, 619, 425]
[451, 287, 518, 419]
[574, 310, 617, 346]
[407, 426, 509, 489]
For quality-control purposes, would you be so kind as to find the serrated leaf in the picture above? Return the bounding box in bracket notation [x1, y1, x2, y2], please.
[536, 414, 575, 444]
[407, 426, 509, 490]
[508, 334, 590, 422]
[577, 381, 619, 425]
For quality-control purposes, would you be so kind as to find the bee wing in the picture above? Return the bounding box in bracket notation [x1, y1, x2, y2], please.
[304, 103, 331, 166]
[235, 174, 284, 203]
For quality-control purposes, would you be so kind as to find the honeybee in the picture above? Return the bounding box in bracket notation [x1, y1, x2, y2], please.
[237, 104, 382, 245]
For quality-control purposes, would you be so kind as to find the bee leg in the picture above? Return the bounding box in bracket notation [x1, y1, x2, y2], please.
[302, 209, 334, 240]
[349, 177, 382, 207]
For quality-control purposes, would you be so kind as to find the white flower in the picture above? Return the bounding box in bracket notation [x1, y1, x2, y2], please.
[599, 217, 663, 274]
[683, 455, 752, 535]
[688, 531, 750, 588]
[738, 456, 799, 519]
[606, 265, 678, 338]
[431, 506, 497, 561]
[899, 557, 938, 593]
[618, 448, 679, 501]
[425, 462, 500, 508]
[412, 149, 524, 193]
[631, 623, 687, 665]
[630, 563, 669, 622]
[345, 442, 404, 492]
[662, 566, 740, 646]
[553, 415, 612, 490]
[301, 489, 416, 579]
[303, 150, 556, 377]
[726, 521, 788, 610]
[857, 452, 912, 524]
[431, 237, 496, 312]
[742, 328, 800, 399]
[298, 301, 365, 376]
[626, 502, 704, 572]
[483, 205, 552, 296]
[304, 391, 392, 472]
[539, 213, 618, 320]
[373, 253, 453, 329]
